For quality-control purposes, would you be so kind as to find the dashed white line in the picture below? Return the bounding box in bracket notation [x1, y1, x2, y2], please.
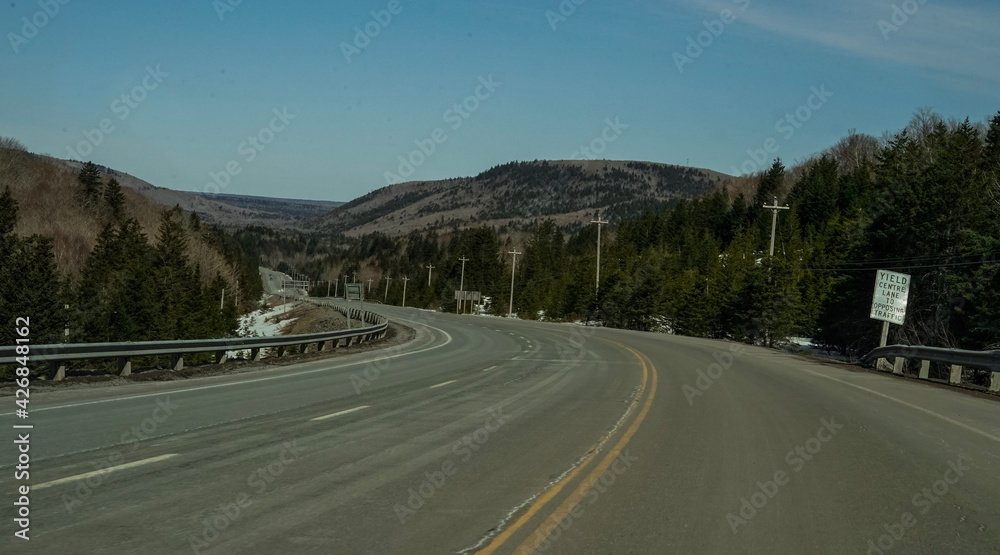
[482, 366, 497, 372]
[34, 454, 179, 490]
[310, 405, 370, 422]
[430, 380, 457, 389]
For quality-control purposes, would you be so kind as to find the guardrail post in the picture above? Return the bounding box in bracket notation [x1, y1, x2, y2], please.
[991, 372, 1000, 393]
[48, 361, 66, 381]
[919, 360, 930, 380]
[117, 356, 132, 377]
[171, 354, 184, 371]
[317, 340, 326, 352]
[215, 351, 228, 364]
[950, 365, 962, 385]
[277, 346, 286, 357]
[892, 357, 904, 375]
[299, 343, 308, 355]
[250, 348, 262, 361]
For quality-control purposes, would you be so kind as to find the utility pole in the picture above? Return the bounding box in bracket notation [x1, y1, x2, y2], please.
[763, 196, 790, 256]
[334, 279, 338, 298]
[220, 288, 225, 311]
[367, 278, 373, 293]
[458, 256, 469, 314]
[592, 214, 608, 294]
[327, 280, 331, 297]
[508, 248, 521, 318]
[401, 276, 410, 308]
[384, 276, 391, 303]
[426, 264, 435, 287]
[352, 271, 358, 283]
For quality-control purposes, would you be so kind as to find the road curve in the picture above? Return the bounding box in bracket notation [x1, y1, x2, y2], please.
[2, 304, 998, 554]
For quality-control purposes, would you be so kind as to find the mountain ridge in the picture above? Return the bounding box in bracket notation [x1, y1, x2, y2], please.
[62, 160, 343, 229]
[310, 159, 729, 236]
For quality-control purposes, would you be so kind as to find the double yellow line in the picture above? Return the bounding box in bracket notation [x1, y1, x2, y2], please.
[476, 341, 658, 554]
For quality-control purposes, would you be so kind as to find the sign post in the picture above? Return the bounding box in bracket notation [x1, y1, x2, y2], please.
[455, 291, 481, 314]
[870, 269, 911, 372]
[346, 283, 364, 329]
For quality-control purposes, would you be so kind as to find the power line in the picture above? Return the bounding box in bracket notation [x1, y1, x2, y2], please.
[819, 251, 1000, 267]
[812, 258, 1000, 272]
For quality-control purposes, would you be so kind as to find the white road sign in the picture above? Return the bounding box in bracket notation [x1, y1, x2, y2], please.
[870, 270, 910, 325]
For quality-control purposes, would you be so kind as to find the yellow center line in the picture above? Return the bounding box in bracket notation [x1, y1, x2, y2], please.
[475, 341, 656, 555]
[510, 345, 657, 553]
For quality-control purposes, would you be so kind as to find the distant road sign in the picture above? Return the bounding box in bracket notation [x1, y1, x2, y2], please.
[455, 291, 481, 301]
[346, 283, 364, 301]
[870, 270, 910, 325]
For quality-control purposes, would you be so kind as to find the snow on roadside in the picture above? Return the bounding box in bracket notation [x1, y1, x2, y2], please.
[228, 300, 301, 358]
[238, 303, 300, 337]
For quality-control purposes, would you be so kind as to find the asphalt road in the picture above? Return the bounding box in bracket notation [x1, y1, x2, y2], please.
[2, 304, 999, 554]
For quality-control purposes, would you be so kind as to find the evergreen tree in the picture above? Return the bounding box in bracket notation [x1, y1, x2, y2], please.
[103, 178, 127, 220]
[77, 161, 103, 205]
[0, 189, 65, 346]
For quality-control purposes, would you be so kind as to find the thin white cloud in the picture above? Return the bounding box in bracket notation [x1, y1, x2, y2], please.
[657, 0, 1000, 94]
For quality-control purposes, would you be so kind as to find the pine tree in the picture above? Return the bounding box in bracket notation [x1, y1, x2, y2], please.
[77, 161, 103, 205]
[103, 178, 126, 220]
[0, 189, 66, 346]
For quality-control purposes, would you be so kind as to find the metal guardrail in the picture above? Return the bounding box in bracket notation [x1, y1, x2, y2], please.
[862, 344, 1000, 393]
[1, 301, 388, 381]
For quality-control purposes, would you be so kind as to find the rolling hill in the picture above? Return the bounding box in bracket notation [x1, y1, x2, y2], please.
[309, 159, 727, 236]
[63, 161, 342, 229]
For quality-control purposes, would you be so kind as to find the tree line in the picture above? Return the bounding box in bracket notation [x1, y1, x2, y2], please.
[0, 162, 263, 351]
[270, 110, 1000, 356]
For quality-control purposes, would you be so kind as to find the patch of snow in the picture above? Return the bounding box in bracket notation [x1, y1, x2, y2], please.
[228, 300, 302, 358]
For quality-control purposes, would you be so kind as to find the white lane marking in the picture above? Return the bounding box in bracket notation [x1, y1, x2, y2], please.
[34, 454, 179, 490]
[800, 367, 1000, 444]
[430, 380, 457, 389]
[482, 366, 497, 372]
[3, 321, 454, 416]
[310, 405, 369, 422]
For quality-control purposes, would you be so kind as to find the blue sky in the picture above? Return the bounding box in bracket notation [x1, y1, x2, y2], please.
[2, 0, 998, 202]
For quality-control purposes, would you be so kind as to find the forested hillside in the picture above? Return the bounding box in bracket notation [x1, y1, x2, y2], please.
[311, 159, 722, 236]
[0, 140, 262, 347]
[266, 110, 1000, 356]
